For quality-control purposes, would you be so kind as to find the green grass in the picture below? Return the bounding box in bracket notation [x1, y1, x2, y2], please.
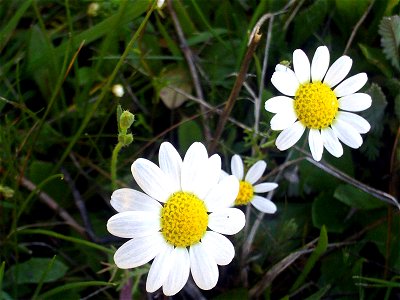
[0, 0, 399, 299]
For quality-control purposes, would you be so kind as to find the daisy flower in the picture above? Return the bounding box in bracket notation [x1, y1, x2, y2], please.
[229, 155, 278, 214]
[107, 142, 245, 296]
[265, 46, 372, 161]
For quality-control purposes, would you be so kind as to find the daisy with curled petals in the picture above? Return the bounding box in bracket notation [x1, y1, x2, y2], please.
[264, 46, 372, 161]
[230, 154, 278, 214]
[107, 142, 245, 296]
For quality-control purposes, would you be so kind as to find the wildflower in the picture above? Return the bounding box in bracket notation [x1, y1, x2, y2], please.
[265, 46, 371, 161]
[229, 155, 277, 214]
[107, 142, 245, 295]
[87, 3, 100, 17]
[111, 84, 124, 97]
[157, 0, 165, 8]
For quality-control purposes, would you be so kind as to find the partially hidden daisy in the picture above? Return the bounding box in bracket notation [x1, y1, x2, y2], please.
[229, 155, 278, 214]
[265, 46, 372, 161]
[107, 142, 245, 296]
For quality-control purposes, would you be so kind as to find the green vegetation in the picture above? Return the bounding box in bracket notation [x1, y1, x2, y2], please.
[0, 0, 399, 299]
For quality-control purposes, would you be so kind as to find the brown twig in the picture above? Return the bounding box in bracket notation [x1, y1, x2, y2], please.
[20, 177, 86, 236]
[209, 29, 262, 152]
[167, 0, 211, 142]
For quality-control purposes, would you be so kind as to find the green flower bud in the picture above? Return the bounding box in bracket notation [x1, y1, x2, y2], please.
[119, 111, 135, 131]
[118, 133, 133, 146]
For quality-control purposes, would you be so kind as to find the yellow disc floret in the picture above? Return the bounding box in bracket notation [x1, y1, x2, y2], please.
[235, 181, 254, 206]
[161, 191, 208, 247]
[294, 82, 338, 129]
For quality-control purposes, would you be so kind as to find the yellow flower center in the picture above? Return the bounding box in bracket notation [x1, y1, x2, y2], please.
[294, 82, 338, 129]
[234, 181, 254, 206]
[161, 191, 208, 247]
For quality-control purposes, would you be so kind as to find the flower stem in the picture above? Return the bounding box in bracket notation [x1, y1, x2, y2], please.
[111, 142, 123, 190]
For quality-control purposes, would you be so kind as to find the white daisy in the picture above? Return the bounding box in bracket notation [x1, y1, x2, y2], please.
[229, 155, 278, 214]
[265, 46, 372, 161]
[107, 142, 245, 296]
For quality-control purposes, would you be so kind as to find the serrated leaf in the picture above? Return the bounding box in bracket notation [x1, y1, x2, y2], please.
[334, 184, 385, 210]
[6, 258, 68, 284]
[361, 83, 387, 159]
[378, 15, 400, 70]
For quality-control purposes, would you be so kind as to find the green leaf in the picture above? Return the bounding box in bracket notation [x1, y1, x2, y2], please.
[290, 226, 328, 292]
[178, 120, 203, 153]
[378, 15, 400, 70]
[361, 83, 387, 160]
[26, 25, 58, 99]
[334, 184, 386, 210]
[293, 0, 328, 47]
[304, 285, 331, 300]
[0, 0, 32, 51]
[358, 43, 393, 78]
[6, 258, 68, 284]
[312, 192, 349, 233]
[40, 281, 114, 299]
[186, 28, 228, 46]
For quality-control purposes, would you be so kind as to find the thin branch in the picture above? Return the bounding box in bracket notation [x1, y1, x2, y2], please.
[255, 16, 274, 134]
[20, 177, 86, 236]
[209, 28, 262, 152]
[167, 0, 211, 142]
[343, 0, 375, 55]
[295, 147, 400, 209]
[171, 86, 251, 131]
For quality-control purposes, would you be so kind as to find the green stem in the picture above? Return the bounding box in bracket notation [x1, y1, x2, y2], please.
[53, 1, 156, 173]
[111, 142, 123, 190]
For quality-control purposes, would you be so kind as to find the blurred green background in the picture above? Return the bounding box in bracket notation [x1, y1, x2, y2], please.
[0, 0, 399, 299]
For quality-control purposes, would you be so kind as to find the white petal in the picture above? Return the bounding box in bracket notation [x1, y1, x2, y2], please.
[323, 55, 352, 88]
[251, 195, 277, 214]
[159, 142, 182, 191]
[331, 119, 363, 149]
[146, 243, 174, 293]
[231, 154, 244, 180]
[208, 208, 245, 235]
[163, 247, 190, 296]
[308, 129, 324, 161]
[271, 68, 300, 96]
[334, 73, 368, 97]
[270, 109, 298, 130]
[293, 49, 311, 84]
[204, 175, 239, 212]
[253, 182, 278, 193]
[275, 121, 306, 151]
[321, 127, 343, 157]
[200, 154, 222, 199]
[110, 188, 162, 213]
[190, 242, 219, 290]
[338, 93, 372, 112]
[131, 158, 175, 203]
[114, 233, 164, 269]
[275, 64, 288, 72]
[201, 231, 234, 266]
[337, 111, 371, 134]
[311, 46, 330, 82]
[245, 160, 266, 184]
[181, 142, 210, 196]
[264, 96, 295, 114]
[107, 211, 160, 238]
